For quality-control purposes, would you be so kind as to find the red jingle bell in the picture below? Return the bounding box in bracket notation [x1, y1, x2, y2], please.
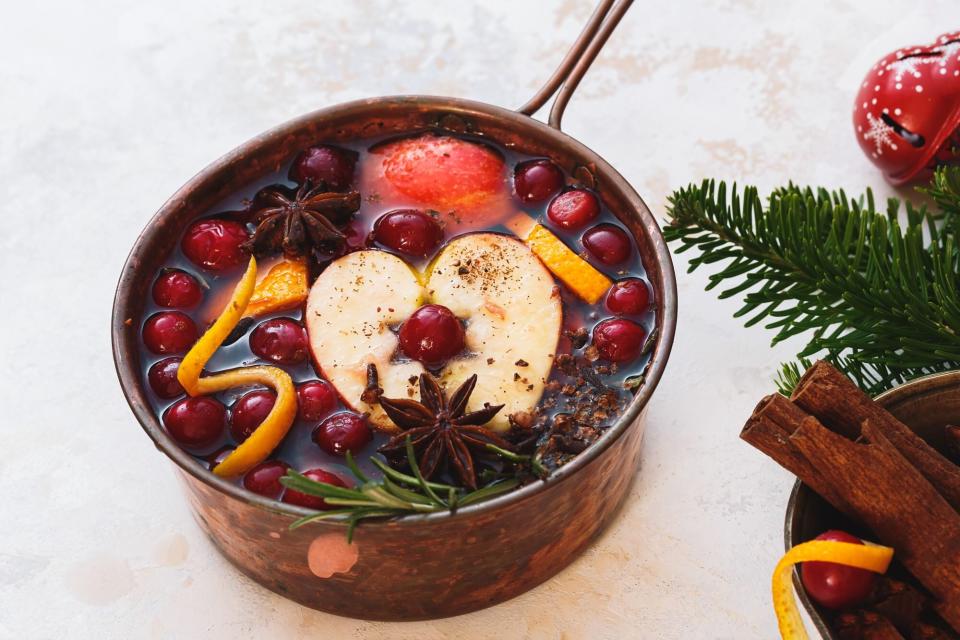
[853, 30, 960, 185]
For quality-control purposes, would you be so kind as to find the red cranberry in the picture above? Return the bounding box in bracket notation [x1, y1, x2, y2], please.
[801, 531, 877, 609]
[148, 357, 185, 399]
[152, 269, 203, 308]
[143, 311, 198, 355]
[207, 446, 234, 470]
[514, 159, 564, 203]
[163, 396, 226, 448]
[605, 279, 651, 316]
[242, 460, 291, 499]
[289, 145, 357, 191]
[582, 224, 632, 265]
[181, 219, 250, 271]
[398, 304, 465, 368]
[592, 318, 646, 363]
[373, 209, 443, 258]
[249, 318, 308, 365]
[229, 389, 276, 443]
[547, 189, 600, 230]
[282, 468, 348, 510]
[297, 380, 338, 422]
[312, 412, 372, 456]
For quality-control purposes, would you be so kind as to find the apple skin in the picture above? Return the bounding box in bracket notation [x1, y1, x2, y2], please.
[361, 134, 511, 232]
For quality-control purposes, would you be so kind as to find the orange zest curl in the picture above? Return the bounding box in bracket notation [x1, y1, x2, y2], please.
[772, 540, 894, 640]
[177, 257, 298, 477]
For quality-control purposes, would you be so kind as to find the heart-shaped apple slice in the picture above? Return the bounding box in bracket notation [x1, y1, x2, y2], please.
[305, 234, 562, 432]
[429, 233, 562, 431]
[304, 250, 426, 430]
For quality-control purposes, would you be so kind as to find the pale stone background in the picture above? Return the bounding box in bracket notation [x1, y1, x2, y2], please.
[0, 1, 953, 638]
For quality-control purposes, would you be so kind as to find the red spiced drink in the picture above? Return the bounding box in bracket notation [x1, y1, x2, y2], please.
[137, 131, 657, 503]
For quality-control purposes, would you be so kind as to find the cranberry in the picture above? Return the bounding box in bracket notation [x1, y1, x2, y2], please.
[148, 357, 185, 399]
[547, 189, 600, 230]
[801, 531, 877, 610]
[242, 460, 291, 499]
[181, 219, 250, 271]
[207, 446, 234, 470]
[142, 311, 198, 355]
[229, 389, 276, 443]
[289, 145, 357, 191]
[592, 318, 646, 363]
[297, 380, 338, 422]
[249, 318, 308, 365]
[152, 269, 203, 308]
[163, 396, 226, 448]
[398, 304, 465, 368]
[514, 159, 564, 203]
[373, 209, 443, 258]
[605, 279, 651, 316]
[582, 224, 632, 265]
[282, 468, 348, 510]
[312, 412, 372, 456]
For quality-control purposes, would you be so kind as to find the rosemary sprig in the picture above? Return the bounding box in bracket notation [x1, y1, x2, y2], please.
[280, 438, 524, 542]
[664, 166, 960, 395]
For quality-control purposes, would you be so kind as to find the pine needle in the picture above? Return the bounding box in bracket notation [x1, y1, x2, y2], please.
[664, 166, 960, 395]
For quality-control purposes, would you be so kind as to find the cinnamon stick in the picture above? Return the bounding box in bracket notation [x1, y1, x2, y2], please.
[789, 417, 960, 631]
[741, 394, 850, 512]
[791, 361, 960, 512]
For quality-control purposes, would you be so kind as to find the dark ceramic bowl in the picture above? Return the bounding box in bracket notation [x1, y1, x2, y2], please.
[112, 0, 678, 621]
[785, 370, 960, 638]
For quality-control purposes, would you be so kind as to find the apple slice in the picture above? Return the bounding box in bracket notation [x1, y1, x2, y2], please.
[304, 250, 425, 430]
[427, 233, 562, 432]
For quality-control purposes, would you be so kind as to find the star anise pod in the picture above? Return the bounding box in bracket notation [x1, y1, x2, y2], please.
[243, 182, 361, 258]
[378, 372, 513, 490]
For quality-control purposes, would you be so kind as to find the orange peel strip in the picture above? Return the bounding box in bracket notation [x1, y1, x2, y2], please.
[523, 222, 612, 304]
[246, 258, 309, 318]
[772, 540, 894, 640]
[176, 257, 297, 477]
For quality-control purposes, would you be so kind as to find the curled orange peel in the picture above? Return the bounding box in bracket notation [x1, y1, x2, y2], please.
[176, 257, 298, 478]
[773, 540, 894, 640]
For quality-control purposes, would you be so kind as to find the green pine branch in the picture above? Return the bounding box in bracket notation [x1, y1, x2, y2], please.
[664, 166, 960, 395]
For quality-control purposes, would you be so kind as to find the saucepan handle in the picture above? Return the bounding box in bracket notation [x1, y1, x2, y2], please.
[517, 0, 633, 130]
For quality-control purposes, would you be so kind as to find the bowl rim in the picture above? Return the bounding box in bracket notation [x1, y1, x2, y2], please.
[783, 368, 960, 638]
[112, 94, 678, 527]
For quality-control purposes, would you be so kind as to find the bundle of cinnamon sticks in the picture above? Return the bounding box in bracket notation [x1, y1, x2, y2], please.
[741, 361, 960, 636]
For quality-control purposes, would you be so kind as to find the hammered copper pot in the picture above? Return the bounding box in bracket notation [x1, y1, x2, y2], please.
[786, 371, 960, 639]
[113, 0, 678, 620]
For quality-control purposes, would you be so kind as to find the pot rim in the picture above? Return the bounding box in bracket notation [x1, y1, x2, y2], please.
[783, 368, 960, 638]
[112, 93, 678, 528]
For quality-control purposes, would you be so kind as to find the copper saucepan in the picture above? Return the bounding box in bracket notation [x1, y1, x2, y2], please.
[112, 0, 677, 620]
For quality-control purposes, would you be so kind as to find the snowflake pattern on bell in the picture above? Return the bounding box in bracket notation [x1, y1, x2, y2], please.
[863, 113, 897, 157]
[886, 55, 937, 82]
[853, 30, 960, 184]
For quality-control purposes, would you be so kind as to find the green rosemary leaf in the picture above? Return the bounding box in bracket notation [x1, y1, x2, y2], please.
[369, 457, 453, 492]
[280, 472, 368, 501]
[289, 509, 358, 530]
[360, 485, 420, 511]
[382, 476, 438, 506]
[321, 497, 384, 508]
[344, 450, 369, 484]
[405, 437, 447, 507]
[457, 478, 522, 507]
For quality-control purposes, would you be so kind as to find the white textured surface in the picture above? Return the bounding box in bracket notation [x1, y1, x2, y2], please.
[0, 1, 952, 638]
